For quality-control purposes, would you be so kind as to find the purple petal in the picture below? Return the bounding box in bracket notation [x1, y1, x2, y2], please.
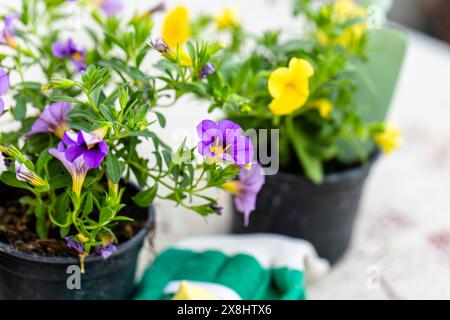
[65, 144, 85, 162]
[240, 163, 265, 193]
[234, 192, 257, 227]
[80, 130, 102, 146]
[218, 119, 242, 134]
[0, 98, 4, 115]
[230, 135, 254, 166]
[197, 141, 214, 158]
[83, 149, 107, 169]
[101, 0, 123, 16]
[196, 119, 219, 141]
[52, 41, 70, 58]
[62, 131, 78, 145]
[0, 67, 10, 95]
[96, 243, 117, 260]
[65, 236, 84, 254]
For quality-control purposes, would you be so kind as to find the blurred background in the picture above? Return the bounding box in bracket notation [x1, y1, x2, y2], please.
[390, 0, 450, 43]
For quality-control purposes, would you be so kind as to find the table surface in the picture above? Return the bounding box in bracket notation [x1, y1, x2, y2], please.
[1, 0, 449, 300]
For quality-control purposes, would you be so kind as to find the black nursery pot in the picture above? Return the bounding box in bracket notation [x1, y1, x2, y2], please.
[0, 189, 155, 300]
[233, 154, 379, 264]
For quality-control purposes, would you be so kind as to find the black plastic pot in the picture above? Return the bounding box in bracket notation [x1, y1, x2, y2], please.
[233, 155, 379, 264]
[0, 192, 155, 300]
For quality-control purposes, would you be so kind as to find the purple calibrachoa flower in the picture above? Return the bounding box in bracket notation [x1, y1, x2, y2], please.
[223, 163, 265, 226]
[62, 130, 109, 169]
[65, 236, 85, 254]
[26, 102, 71, 139]
[198, 62, 216, 79]
[0, 13, 20, 48]
[49, 141, 90, 197]
[52, 38, 86, 72]
[95, 243, 117, 260]
[0, 67, 10, 115]
[15, 160, 47, 187]
[197, 119, 254, 167]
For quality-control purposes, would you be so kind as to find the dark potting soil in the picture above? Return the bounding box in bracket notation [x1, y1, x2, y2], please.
[0, 186, 149, 257]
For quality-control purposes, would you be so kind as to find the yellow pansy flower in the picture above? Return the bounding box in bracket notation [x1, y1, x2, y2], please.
[215, 8, 238, 30]
[374, 125, 401, 155]
[162, 6, 192, 67]
[308, 99, 333, 118]
[268, 58, 314, 116]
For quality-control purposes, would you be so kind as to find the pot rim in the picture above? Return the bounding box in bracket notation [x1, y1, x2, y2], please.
[276, 149, 381, 184]
[0, 205, 155, 265]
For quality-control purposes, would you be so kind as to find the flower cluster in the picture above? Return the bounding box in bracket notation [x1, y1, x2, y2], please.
[0, 0, 262, 269]
[189, 0, 402, 183]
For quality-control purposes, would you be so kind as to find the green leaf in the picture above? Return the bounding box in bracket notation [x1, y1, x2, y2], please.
[49, 174, 72, 189]
[106, 153, 123, 184]
[35, 200, 48, 239]
[99, 103, 117, 122]
[190, 204, 216, 217]
[50, 96, 84, 104]
[99, 207, 114, 225]
[155, 111, 166, 128]
[13, 95, 27, 120]
[0, 171, 32, 191]
[286, 117, 323, 183]
[132, 185, 158, 208]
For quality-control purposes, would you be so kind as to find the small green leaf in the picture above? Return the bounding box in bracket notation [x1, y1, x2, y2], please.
[13, 95, 27, 120]
[155, 111, 166, 128]
[0, 171, 32, 191]
[132, 185, 158, 208]
[106, 153, 123, 184]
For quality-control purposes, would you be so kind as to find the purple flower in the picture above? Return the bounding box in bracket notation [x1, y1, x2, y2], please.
[49, 141, 90, 197]
[95, 243, 117, 260]
[0, 13, 20, 48]
[0, 67, 10, 115]
[52, 38, 86, 72]
[26, 102, 71, 139]
[101, 0, 123, 16]
[65, 236, 85, 254]
[62, 130, 109, 169]
[223, 163, 265, 226]
[148, 37, 171, 54]
[15, 160, 46, 187]
[199, 62, 216, 79]
[197, 119, 254, 167]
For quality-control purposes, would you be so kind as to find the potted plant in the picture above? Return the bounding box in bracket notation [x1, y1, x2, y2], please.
[190, 0, 407, 263]
[0, 0, 258, 299]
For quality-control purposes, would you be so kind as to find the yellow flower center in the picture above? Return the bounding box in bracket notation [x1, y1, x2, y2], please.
[72, 52, 83, 61]
[222, 181, 241, 196]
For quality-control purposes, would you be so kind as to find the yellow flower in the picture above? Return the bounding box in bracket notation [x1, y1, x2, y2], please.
[308, 99, 333, 118]
[76, 233, 89, 243]
[162, 6, 192, 67]
[374, 125, 401, 155]
[268, 58, 314, 116]
[215, 8, 238, 30]
[317, 0, 367, 49]
[162, 6, 190, 48]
